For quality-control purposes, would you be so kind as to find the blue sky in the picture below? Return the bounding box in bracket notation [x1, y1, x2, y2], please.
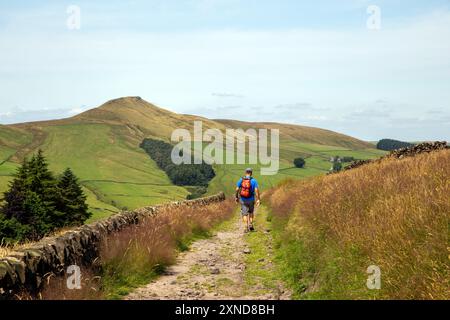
[1, 0, 450, 141]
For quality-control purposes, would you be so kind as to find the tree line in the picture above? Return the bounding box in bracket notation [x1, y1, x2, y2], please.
[140, 139, 215, 187]
[377, 139, 415, 151]
[0, 150, 90, 244]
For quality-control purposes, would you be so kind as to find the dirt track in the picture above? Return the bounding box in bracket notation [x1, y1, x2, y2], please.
[125, 209, 290, 300]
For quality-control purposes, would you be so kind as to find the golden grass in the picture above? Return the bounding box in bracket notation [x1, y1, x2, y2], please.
[268, 149, 450, 299]
[0, 227, 74, 259]
[0, 244, 10, 258]
[0, 243, 25, 258]
[99, 199, 235, 266]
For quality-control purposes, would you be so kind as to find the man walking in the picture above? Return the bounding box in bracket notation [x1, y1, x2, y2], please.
[235, 168, 261, 233]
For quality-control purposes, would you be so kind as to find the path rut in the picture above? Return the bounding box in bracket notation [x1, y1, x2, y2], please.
[125, 209, 290, 300]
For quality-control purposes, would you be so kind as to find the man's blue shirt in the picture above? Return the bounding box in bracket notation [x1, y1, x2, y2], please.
[237, 177, 259, 201]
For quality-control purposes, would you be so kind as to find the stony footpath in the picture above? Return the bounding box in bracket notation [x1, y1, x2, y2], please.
[125, 206, 290, 300]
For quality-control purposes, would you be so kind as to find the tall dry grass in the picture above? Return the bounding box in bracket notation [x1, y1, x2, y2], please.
[41, 199, 235, 299]
[269, 150, 450, 299]
[38, 267, 103, 300]
[1, 228, 75, 259]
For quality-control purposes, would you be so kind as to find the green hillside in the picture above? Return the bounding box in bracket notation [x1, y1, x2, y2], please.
[0, 97, 386, 221]
[0, 125, 33, 163]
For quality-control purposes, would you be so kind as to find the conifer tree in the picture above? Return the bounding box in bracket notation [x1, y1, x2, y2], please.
[1, 151, 91, 243]
[27, 150, 56, 198]
[27, 150, 65, 227]
[57, 168, 91, 226]
[1, 158, 48, 240]
[2, 159, 30, 223]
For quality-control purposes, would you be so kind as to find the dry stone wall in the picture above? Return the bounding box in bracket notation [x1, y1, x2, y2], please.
[0, 192, 225, 299]
[344, 141, 449, 171]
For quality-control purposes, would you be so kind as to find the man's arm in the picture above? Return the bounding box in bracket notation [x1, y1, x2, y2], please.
[235, 187, 240, 203]
[255, 187, 261, 206]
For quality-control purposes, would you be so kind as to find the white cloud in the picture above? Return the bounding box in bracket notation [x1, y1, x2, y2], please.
[0, 111, 13, 118]
[212, 93, 245, 98]
[67, 107, 87, 115]
[0, 107, 86, 124]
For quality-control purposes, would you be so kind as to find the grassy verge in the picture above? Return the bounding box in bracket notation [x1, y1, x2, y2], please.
[270, 213, 379, 299]
[100, 257, 167, 300]
[266, 150, 450, 300]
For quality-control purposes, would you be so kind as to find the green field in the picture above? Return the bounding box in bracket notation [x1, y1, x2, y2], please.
[41, 123, 190, 219]
[82, 186, 120, 223]
[0, 125, 33, 149]
[0, 161, 19, 176]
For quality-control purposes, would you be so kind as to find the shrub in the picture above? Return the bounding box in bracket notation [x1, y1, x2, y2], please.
[332, 161, 342, 172]
[293, 157, 306, 168]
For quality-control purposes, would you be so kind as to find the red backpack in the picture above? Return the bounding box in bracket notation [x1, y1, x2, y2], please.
[240, 177, 253, 198]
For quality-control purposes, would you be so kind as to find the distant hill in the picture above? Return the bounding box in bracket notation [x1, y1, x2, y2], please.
[215, 119, 372, 149]
[0, 97, 385, 221]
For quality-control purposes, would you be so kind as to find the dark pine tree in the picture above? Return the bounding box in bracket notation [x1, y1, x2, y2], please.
[1, 151, 91, 243]
[27, 150, 56, 195]
[27, 150, 65, 227]
[57, 168, 91, 226]
[2, 159, 29, 222]
[1, 157, 50, 241]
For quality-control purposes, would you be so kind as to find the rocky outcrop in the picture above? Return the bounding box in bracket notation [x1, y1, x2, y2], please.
[344, 141, 449, 171]
[0, 192, 225, 299]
